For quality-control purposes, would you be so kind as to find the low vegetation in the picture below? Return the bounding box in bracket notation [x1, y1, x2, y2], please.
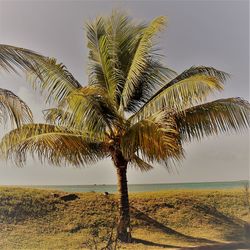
[0, 187, 249, 249]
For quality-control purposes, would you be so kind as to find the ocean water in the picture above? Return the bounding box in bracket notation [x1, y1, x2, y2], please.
[30, 180, 249, 193]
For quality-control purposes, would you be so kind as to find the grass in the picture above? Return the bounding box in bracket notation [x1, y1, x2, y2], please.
[0, 187, 249, 249]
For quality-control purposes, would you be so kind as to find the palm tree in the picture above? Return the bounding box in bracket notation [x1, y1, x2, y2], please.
[0, 12, 249, 242]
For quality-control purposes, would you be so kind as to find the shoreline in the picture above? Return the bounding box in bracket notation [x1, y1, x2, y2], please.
[1, 180, 248, 194]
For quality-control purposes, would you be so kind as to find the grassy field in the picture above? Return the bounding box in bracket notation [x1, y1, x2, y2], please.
[0, 187, 249, 249]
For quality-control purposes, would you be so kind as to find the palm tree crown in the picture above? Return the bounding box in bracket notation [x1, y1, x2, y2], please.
[0, 11, 249, 242]
[0, 12, 249, 168]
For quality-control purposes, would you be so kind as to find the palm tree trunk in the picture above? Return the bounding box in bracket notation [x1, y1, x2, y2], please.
[116, 166, 132, 242]
[112, 149, 132, 243]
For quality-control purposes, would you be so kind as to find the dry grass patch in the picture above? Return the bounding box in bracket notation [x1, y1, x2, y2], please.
[0, 187, 249, 249]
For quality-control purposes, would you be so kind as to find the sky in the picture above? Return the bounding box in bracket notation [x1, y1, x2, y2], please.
[0, 0, 249, 185]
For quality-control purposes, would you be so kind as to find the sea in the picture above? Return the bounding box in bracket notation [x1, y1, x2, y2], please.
[29, 180, 249, 193]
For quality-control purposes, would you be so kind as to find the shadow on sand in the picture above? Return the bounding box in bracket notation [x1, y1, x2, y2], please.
[131, 206, 248, 249]
[132, 238, 179, 248]
[189, 203, 246, 242]
[131, 206, 217, 244]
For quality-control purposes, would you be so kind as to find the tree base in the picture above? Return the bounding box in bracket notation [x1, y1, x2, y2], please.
[117, 231, 132, 243]
[117, 217, 132, 243]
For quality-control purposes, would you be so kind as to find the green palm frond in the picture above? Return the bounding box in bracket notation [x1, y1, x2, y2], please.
[88, 61, 105, 88]
[96, 34, 123, 101]
[132, 66, 228, 121]
[0, 44, 43, 74]
[0, 124, 107, 166]
[121, 110, 183, 165]
[125, 60, 176, 113]
[86, 11, 143, 104]
[52, 86, 124, 136]
[86, 16, 120, 99]
[86, 16, 106, 64]
[167, 66, 229, 87]
[106, 12, 147, 103]
[119, 16, 167, 112]
[86, 12, 174, 113]
[27, 57, 82, 103]
[0, 88, 33, 127]
[176, 98, 250, 142]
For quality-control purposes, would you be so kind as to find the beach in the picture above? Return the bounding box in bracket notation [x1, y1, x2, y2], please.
[0, 186, 249, 249]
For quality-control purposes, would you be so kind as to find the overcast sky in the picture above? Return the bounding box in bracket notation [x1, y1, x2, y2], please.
[0, 0, 249, 185]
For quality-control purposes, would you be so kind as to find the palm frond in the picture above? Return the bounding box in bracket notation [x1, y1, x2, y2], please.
[86, 16, 116, 96]
[27, 57, 82, 103]
[0, 124, 107, 167]
[51, 86, 124, 137]
[96, 34, 124, 101]
[166, 66, 229, 87]
[121, 110, 183, 167]
[0, 45, 82, 103]
[0, 88, 33, 127]
[86, 11, 142, 105]
[86, 16, 106, 64]
[125, 60, 176, 113]
[132, 66, 228, 121]
[108, 12, 147, 104]
[129, 154, 154, 172]
[119, 16, 167, 112]
[176, 98, 250, 142]
[0, 44, 43, 74]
